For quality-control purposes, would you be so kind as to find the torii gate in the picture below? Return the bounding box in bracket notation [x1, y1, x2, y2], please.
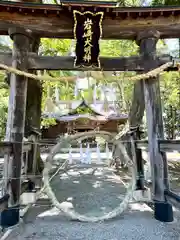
[0, 0, 179, 226]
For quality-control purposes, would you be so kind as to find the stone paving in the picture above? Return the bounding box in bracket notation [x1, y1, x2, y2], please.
[4, 166, 180, 240]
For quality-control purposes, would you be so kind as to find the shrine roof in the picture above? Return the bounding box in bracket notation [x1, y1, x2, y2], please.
[42, 113, 128, 122]
[1, 1, 180, 17]
[42, 99, 128, 121]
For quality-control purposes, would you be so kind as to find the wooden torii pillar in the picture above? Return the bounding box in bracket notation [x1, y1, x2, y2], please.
[1, 28, 32, 227]
[137, 30, 173, 222]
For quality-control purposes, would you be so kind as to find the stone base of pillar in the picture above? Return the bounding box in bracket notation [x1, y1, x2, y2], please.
[154, 201, 173, 222]
[1, 205, 20, 228]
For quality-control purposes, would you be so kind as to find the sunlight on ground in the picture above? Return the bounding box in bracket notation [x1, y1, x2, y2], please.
[38, 207, 61, 218]
[129, 203, 153, 212]
[36, 203, 153, 219]
[93, 181, 102, 188]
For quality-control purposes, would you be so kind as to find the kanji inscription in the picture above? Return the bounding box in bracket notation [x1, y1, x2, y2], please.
[73, 10, 104, 68]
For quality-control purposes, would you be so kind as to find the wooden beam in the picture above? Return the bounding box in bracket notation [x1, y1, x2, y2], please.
[140, 31, 165, 203]
[0, 2, 180, 39]
[29, 55, 143, 71]
[136, 139, 180, 152]
[165, 190, 180, 210]
[0, 52, 173, 71]
[3, 28, 31, 226]
[0, 142, 31, 157]
[28, 54, 172, 71]
[139, 30, 173, 222]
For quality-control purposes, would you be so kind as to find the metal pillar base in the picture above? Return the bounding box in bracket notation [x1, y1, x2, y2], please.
[1, 206, 20, 228]
[154, 201, 173, 222]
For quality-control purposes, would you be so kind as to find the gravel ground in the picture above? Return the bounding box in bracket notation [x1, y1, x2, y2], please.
[4, 165, 180, 240]
[1, 151, 180, 240]
[5, 206, 180, 240]
[48, 167, 127, 216]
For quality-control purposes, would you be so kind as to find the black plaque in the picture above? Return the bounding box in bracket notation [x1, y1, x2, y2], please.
[73, 10, 104, 68]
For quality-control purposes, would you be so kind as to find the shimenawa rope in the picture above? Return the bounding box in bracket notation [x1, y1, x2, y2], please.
[0, 61, 174, 82]
[42, 131, 137, 222]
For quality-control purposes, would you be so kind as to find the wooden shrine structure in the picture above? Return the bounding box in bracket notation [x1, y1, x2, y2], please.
[1, 0, 180, 227]
[42, 99, 128, 138]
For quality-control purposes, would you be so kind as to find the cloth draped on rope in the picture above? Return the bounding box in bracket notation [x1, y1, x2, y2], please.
[80, 142, 84, 163]
[96, 142, 101, 162]
[85, 143, 91, 164]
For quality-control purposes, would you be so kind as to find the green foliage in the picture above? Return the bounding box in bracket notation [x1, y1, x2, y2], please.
[0, 72, 8, 140]
[160, 72, 180, 138]
[100, 40, 138, 57]
[76, 106, 94, 114]
[100, 40, 139, 108]
[152, 0, 180, 5]
[40, 39, 71, 56]
[40, 39, 75, 127]
[41, 118, 57, 128]
[0, 38, 11, 140]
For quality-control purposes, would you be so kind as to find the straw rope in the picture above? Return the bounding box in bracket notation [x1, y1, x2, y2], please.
[43, 131, 136, 222]
[0, 61, 174, 83]
[0, 63, 75, 82]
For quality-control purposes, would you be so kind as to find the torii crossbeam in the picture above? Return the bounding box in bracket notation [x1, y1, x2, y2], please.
[0, 1, 180, 39]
